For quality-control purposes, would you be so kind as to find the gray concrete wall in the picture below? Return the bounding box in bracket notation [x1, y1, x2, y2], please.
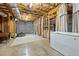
[16, 21, 34, 34]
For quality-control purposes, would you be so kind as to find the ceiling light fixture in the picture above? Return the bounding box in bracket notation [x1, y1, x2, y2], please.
[29, 3, 32, 8]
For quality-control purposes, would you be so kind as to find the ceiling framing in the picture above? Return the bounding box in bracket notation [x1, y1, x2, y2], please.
[17, 3, 59, 21]
[0, 3, 14, 16]
[0, 3, 72, 21]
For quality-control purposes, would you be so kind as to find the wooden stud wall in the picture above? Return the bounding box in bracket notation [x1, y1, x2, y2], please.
[7, 13, 16, 38]
[47, 5, 60, 40]
[34, 16, 49, 39]
[34, 4, 60, 40]
[0, 3, 16, 38]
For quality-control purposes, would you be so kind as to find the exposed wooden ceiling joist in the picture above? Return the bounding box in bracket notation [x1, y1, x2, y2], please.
[0, 3, 14, 16]
[17, 3, 59, 21]
[4, 3, 60, 20]
[17, 4, 47, 15]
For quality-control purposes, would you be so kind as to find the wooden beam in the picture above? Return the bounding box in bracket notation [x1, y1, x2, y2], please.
[19, 8, 43, 16]
[48, 4, 60, 15]
[17, 3, 47, 16]
[3, 3, 14, 16]
[48, 4, 60, 19]
[0, 8, 9, 12]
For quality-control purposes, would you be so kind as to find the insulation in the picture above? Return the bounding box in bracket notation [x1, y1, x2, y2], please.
[72, 4, 79, 33]
[59, 4, 67, 32]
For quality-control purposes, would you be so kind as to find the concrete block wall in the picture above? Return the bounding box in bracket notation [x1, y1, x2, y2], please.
[16, 21, 34, 34]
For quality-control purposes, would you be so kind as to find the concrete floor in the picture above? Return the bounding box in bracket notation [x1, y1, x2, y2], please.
[0, 34, 63, 56]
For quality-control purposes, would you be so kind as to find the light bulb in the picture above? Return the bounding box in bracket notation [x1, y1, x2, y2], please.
[29, 3, 32, 8]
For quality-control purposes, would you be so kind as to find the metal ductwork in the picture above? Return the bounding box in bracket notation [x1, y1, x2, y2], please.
[9, 3, 20, 19]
